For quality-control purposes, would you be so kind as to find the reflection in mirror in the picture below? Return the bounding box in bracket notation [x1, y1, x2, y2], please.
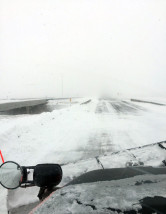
[0, 161, 22, 189]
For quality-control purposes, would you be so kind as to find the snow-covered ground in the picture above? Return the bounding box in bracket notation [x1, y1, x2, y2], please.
[0, 97, 166, 213]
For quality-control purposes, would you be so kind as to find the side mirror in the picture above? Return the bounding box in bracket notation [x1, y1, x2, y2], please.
[0, 161, 23, 189]
[0, 161, 63, 189]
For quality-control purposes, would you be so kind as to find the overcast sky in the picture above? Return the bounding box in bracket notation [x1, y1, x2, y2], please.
[0, 0, 166, 99]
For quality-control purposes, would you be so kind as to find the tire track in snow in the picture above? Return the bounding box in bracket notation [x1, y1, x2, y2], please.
[110, 101, 138, 114]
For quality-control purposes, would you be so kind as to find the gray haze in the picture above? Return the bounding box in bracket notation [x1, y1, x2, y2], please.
[0, 0, 166, 99]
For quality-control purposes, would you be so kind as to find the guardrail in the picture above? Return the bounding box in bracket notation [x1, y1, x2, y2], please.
[0, 99, 48, 113]
[131, 99, 165, 106]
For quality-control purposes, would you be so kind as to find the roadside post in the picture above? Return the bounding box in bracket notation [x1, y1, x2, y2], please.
[0, 150, 4, 163]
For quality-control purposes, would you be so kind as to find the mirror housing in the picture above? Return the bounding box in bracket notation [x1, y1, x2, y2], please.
[33, 164, 62, 187]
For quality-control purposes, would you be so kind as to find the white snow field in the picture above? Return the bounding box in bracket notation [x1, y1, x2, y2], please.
[0, 97, 166, 213]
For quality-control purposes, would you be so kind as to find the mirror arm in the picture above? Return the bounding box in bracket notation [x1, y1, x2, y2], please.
[20, 184, 35, 188]
[23, 166, 35, 169]
[22, 180, 34, 184]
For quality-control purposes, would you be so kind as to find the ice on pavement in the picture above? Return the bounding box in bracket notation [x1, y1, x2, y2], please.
[0, 97, 166, 213]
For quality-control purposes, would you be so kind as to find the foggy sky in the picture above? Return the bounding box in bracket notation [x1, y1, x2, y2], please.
[0, 0, 166, 99]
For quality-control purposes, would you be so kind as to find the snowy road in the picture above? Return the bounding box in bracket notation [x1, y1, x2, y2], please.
[71, 99, 147, 162]
[77, 100, 143, 160]
[1, 98, 166, 213]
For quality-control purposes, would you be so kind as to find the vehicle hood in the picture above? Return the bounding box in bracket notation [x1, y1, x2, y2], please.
[32, 173, 166, 214]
